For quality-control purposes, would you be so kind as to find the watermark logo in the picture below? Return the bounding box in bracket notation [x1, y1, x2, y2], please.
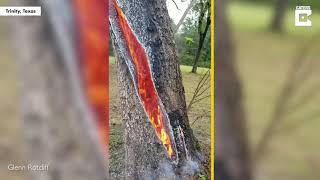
[295, 6, 312, 27]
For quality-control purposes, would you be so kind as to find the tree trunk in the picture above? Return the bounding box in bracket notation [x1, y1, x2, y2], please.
[12, 0, 107, 179]
[191, 18, 210, 73]
[191, 0, 211, 73]
[109, 0, 202, 178]
[270, 0, 289, 32]
[215, 0, 252, 180]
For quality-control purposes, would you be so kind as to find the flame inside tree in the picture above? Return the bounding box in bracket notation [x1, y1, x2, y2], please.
[111, 0, 177, 160]
[73, 0, 109, 151]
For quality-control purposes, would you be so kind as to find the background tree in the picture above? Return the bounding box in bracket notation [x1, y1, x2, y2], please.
[110, 0, 206, 178]
[174, 0, 196, 33]
[270, 0, 289, 32]
[175, 5, 211, 69]
[215, 0, 252, 180]
[175, 17, 198, 66]
[191, 0, 211, 73]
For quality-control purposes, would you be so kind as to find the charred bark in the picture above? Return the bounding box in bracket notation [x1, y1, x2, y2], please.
[110, 0, 202, 178]
[215, 0, 252, 180]
[12, 0, 107, 180]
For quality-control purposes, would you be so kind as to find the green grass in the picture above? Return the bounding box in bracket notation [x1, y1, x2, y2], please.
[238, 31, 320, 180]
[180, 65, 209, 74]
[229, 2, 320, 180]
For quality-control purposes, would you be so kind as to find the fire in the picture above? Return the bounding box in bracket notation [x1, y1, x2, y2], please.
[112, 0, 176, 159]
[73, 0, 109, 152]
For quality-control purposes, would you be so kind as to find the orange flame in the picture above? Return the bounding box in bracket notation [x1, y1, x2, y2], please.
[112, 0, 176, 159]
[73, 0, 109, 152]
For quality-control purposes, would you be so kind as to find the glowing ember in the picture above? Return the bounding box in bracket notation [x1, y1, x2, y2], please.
[112, 0, 176, 159]
[73, 0, 109, 151]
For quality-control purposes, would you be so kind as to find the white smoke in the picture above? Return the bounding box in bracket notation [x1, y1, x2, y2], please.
[181, 159, 200, 175]
[159, 160, 176, 179]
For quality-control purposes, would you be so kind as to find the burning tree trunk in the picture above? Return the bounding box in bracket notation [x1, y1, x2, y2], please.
[12, 0, 108, 179]
[215, 0, 252, 180]
[109, 0, 202, 178]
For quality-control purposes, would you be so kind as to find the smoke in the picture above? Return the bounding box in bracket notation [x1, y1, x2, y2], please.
[159, 160, 176, 178]
[181, 159, 200, 175]
[158, 158, 200, 179]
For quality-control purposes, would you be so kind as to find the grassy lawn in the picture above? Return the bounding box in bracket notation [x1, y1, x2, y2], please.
[229, 1, 320, 180]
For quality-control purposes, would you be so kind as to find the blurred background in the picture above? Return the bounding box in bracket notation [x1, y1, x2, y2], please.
[218, 0, 320, 179]
[0, 0, 23, 179]
[0, 0, 109, 180]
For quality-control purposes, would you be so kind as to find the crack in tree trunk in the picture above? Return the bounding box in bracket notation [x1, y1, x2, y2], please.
[110, 0, 203, 178]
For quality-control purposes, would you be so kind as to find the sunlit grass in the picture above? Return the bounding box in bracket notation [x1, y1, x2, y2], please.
[229, 1, 320, 36]
[229, 2, 320, 179]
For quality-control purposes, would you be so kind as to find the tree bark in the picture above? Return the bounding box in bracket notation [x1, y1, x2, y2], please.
[270, 0, 289, 32]
[215, 0, 252, 180]
[110, 0, 202, 178]
[12, 0, 107, 179]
